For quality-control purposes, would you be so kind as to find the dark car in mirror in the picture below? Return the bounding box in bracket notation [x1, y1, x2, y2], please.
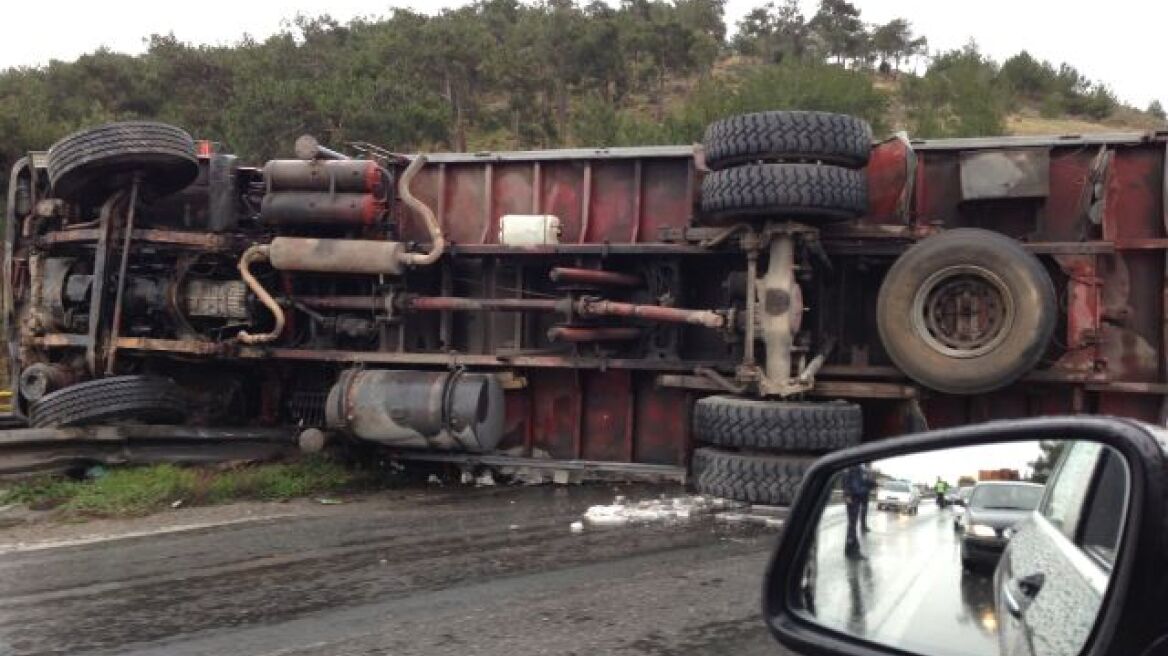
[961, 481, 1044, 570]
[763, 416, 1167, 656]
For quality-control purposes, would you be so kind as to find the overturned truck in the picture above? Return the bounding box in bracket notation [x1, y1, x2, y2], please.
[4, 114, 1167, 501]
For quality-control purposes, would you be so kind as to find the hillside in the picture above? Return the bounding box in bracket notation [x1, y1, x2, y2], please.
[0, 0, 1164, 183]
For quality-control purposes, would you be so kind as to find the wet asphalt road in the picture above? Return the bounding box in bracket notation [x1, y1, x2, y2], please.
[810, 501, 998, 656]
[0, 484, 798, 656]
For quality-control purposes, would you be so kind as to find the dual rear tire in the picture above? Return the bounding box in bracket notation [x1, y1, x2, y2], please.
[700, 111, 872, 223]
[691, 397, 862, 506]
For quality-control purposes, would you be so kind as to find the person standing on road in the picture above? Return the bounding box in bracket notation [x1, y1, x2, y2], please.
[842, 465, 868, 560]
[934, 477, 949, 507]
[859, 464, 875, 533]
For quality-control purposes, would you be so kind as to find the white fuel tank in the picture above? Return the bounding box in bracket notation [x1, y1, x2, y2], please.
[498, 214, 562, 245]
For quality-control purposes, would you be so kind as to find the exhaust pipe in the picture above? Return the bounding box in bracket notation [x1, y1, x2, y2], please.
[396, 155, 446, 267]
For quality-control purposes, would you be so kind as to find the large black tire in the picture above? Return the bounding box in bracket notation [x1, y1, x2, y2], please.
[691, 447, 815, 506]
[701, 163, 867, 222]
[877, 228, 1056, 395]
[30, 375, 188, 428]
[703, 111, 872, 170]
[47, 121, 199, 202]
[692, 397, 861, 452]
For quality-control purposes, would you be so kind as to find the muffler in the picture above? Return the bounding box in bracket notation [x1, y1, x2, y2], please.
[325, 369, 504, 452]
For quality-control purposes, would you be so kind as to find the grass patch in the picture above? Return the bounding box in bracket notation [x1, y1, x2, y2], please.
[0, 457, 369, 518]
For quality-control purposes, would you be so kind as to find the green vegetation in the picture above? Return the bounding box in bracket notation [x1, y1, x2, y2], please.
[0, 458, 365, 517]
[0, 0, 1155, 190]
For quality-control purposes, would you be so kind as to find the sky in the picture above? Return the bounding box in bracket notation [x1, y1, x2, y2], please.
[872, 442, 1045, 487]
[0, 1, 1163, 109]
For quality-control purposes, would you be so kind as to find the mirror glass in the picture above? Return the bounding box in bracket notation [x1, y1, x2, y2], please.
[797, 440, 1129, 656]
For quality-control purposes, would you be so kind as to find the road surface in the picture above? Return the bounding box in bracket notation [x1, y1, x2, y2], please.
[809, 500, 998, 656]
[0, 484, 799, 656]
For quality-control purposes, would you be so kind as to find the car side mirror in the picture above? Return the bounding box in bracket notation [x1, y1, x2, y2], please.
[763, 416, 1166, 656]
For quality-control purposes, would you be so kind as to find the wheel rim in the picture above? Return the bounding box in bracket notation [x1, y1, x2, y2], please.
[910, 265, 1015, 359]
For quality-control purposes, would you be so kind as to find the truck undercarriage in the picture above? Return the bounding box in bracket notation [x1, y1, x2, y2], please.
[5, 115, 1167, 502]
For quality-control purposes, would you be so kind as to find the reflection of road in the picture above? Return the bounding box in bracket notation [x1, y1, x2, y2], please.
[810, 502, 997, 656]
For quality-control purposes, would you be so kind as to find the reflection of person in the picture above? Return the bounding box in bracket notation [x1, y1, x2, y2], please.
[859, 464, 875, 533]
[842, 465, 868, 560]
[934, 477, 950, 507]
[845, 558, 873, 637]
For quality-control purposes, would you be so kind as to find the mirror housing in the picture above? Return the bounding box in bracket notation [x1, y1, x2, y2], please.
[764, 416, 1168, 656]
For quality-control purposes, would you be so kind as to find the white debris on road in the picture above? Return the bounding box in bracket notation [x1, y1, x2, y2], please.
[577, 494, 786, 531]
[581, 494, 739, 527]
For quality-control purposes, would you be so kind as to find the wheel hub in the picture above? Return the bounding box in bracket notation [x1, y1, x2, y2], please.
[910, 265, 1014, 358]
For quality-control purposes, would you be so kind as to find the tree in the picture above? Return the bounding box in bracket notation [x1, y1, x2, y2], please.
[870, 18, 923, 73]
[1028, 441, 1068, 484]
[957, 475, 977, 487]
[733, 0, 814, 64]
[1150, 100, 1167, 121]
[808, 0, 865, 66]
[902, 42, 1007, 138]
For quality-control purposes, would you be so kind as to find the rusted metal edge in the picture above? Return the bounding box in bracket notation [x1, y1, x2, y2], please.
[384, 450, 688, 482]
[38, 227, 234, 251]
[448, 243, 711, 256]
[420, 145, 694, 163]
[910, 132, 1164, 150]
[656, 374, 918, 399]
[31, 335, 738, 373]
[0, 424, 296, 447]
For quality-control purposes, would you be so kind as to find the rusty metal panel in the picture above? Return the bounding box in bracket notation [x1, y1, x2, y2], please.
[1104, 147, 1164, 241]
[1042, 148, 1096, 241]
[580, 370, 633, 462]
[865, 139, 910, 225]
[539, 161, 586, 243]
[959, 148, 1050, 200]
[586, 161, 638, 242]
[633, 377, 688, 465]
[640, 159, 693, 240]
[1097, 392, 1161, 423]
[491, 163, 538, 241]
[915, 152, 962, 226]
[530, 369, 580, 459]
[1099, 252, 1162, 382]
[499, 389, 531, 455]
[399, 153, 692, 245]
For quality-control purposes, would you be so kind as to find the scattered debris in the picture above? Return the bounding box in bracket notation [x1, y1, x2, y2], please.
[315, 497, 343, 505]
[427, 474, 443, 486]
[475, 472, 497, 487]
[578, 494, 785, 530]
[583, 494, 725, 526]
[170, 499, 184, 509]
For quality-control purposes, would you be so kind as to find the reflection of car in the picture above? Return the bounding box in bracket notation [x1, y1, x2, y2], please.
[944, 487, 964, 505]
[960, 481, 1044, 569]
[995, 441, 1129, 656]
[875, 480, 919, 514]
[952, 486, 974, 532]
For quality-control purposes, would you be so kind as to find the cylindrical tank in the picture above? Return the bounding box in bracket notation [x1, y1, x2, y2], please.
[259, 192, 383, 227]
[267, 237, 405, 275]
[19, 363, 78, 402]
[325, 369, 505, 452]
[263, 159, 388, 195]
